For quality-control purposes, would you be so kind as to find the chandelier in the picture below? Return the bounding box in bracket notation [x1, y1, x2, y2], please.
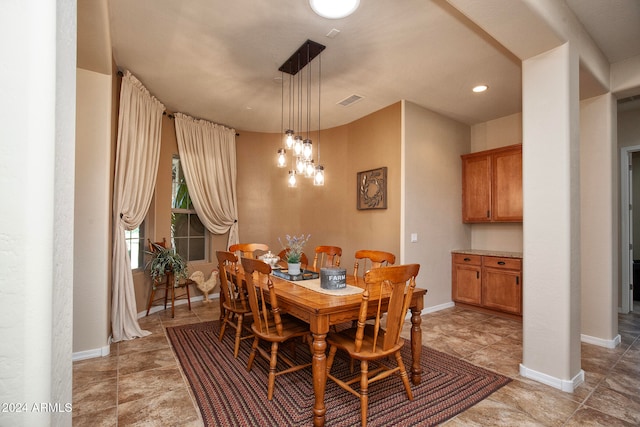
[276, 40, 325, 187]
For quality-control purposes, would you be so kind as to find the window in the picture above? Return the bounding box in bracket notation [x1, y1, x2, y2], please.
[125, 222, 145, 269]
[172, 157, 206, 261]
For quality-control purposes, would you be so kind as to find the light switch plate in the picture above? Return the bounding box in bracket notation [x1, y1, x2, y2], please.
[410, 233, 418, 243]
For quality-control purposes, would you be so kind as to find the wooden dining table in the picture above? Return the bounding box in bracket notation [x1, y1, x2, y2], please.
[224, 264, 427, 427]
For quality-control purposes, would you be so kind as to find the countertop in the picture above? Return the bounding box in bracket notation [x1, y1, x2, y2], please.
[452, 249, 523, 259]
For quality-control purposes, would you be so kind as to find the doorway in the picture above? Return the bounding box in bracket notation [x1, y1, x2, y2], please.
[621, 145, 640, 313]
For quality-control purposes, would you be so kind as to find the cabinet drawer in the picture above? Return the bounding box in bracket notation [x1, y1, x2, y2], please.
[484, 256, 521, 270]
[453, 254, 482, 266]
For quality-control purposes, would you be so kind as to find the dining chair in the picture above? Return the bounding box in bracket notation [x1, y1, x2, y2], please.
[277, 249, 309, 267]
[353, 249, 396, 278]
[312, 245, 342, 269]
[241, 257, 313, 400]
[229, 243, 269, 259]
[216, 250, 253, 358]
[325, 263, 420, 427]
[145, 238, 193, 317]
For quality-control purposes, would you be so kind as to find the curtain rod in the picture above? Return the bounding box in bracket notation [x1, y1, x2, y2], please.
[162, 111, 240, 136]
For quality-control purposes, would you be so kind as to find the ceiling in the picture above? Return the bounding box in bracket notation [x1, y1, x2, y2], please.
[80, 0, 640, 133]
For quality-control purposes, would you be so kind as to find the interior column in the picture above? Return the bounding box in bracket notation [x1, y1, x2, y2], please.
[521, 42, 584, 391]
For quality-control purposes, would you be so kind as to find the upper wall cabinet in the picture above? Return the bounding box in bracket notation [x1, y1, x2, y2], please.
[462, 144, 522, 223]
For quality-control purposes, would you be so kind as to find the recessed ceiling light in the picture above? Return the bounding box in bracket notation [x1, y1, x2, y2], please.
[309, 0, 360, 19]
[473, 85, 488, 93]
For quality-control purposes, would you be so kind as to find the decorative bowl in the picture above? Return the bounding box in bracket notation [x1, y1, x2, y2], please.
[260, 251, 280, 268]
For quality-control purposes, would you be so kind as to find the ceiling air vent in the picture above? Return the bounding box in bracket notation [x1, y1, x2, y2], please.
[337, 94, 364, 107]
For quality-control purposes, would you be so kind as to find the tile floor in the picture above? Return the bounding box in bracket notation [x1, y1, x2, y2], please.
[72, 301, 640, 426]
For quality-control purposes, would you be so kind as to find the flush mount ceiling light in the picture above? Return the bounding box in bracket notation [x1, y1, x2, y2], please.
[473, 85, 488, 93]
[309, 0, 360, 19]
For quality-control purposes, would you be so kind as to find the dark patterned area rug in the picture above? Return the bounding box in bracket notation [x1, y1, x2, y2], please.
[166, 321, 510, 427]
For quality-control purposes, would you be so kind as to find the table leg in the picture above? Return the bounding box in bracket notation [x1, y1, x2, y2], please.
[311, 332, 327, 427]
[410, 307, 423, 385]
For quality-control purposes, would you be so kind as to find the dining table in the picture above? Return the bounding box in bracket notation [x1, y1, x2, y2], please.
[224, 263, 427, 427]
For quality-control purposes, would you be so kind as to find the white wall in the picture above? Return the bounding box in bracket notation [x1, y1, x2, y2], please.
[0, 0, 76, 425]
[580, 94, 618, 343]
[403, 101, 470, 308]
[74, 69, 112, 356]
[470, 113, 524, 252]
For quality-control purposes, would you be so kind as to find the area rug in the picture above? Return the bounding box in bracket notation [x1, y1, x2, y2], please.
[166, 321, 510, 427]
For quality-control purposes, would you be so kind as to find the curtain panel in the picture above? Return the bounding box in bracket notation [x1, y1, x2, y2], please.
[111, 71, 165, 342]
[173, 113, 239, 250]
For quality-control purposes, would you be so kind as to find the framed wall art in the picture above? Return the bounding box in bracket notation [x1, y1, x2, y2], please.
[357, 167, 387, 210]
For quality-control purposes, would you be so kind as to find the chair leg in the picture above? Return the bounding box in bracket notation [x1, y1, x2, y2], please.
[219, 312, 230, 341]
[395, 351, 414, 401]
[326, 345, 338, 374]
[247, 337, 259, 372]
[233, 314, 243, 358]
[267, 341, 279, 401]
[145, 287, 156, 316]
[360, 360, 369, 427]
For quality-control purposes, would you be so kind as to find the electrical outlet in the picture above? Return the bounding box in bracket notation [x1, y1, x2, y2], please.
[410, 233, 418, 243]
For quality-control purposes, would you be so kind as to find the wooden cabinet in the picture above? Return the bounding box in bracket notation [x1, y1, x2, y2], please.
[452, 252, 522, 316]
[462, 144, 522, 223]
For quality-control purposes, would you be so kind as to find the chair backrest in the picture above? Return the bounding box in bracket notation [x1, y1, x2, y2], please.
[229, 243, 269, 259]
[353, 249, 396, 278]
[277, 249, 309, 266]
[216, 251, 247, 312]
[241, 257, 284, 337]
[356, 264, 420, 353]
[148, 238, 168, 252]
[312, 246, 342, 269]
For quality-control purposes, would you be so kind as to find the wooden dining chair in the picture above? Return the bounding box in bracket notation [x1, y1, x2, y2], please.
[353, 249, 396, 278]
[312, 245, 342, 269]
[229, 243, 269, 259]
[145, 238, 192, 317]
[241, 257, 313, 400]
[216, 250, 253, 358]
[277, 249, 309, 267]
[325, 263, 420, 427]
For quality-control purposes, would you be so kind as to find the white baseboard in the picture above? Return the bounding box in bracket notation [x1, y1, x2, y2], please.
[72, 344, 111, 361]
[519, 364, 585, 392]
[424, 301, 455, 314]
[581, 333, 621, 349]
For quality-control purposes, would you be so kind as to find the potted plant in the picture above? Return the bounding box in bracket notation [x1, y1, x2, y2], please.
[146, 242, 188, 286]
[278, 234, 311, 275]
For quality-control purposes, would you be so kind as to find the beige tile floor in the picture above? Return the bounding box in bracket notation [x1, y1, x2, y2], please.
[73, 300, 640, 426]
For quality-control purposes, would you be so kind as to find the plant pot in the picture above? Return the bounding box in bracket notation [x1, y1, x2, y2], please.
[287, 262, 301, 275]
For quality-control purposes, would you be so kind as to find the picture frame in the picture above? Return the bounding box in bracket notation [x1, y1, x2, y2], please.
[357, 167, 387, 210]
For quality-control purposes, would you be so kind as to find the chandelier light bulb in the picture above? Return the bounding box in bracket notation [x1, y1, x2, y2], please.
[314, 165, 325, 186]
[277, 148, 287, 168]
[294, 136, 303, 155]
[285, 130, 295, 149]
[305, 160, 315, 177]
[288, 170, 297, 187]
[303, 139, 313, 160]
[296, 156, 306, 174]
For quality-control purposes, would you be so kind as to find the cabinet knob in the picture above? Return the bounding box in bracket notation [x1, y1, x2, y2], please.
[464, 257, 471, 262]
[498, 261, 506, 265]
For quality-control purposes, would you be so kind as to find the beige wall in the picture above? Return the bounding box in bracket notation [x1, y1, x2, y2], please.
[74, 68, 112, 354]
[403, 101, 471, 307]
[235, 103, 401, 276]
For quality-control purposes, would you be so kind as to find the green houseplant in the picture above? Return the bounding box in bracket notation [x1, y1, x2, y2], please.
[146, 242, 188, 285]
[278, 234, 311, 275]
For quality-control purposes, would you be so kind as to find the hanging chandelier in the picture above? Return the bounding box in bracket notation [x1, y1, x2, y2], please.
[277, 40, 325, 187]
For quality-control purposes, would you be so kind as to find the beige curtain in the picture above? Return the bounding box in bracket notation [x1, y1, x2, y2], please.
[111, 71, 165, 342]
[173, 113, 239, 249]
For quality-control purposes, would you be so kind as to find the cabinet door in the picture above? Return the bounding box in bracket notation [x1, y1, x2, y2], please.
[452, 264, 482, 305]
[482, 267, 522, 314]
[462, 154, 491, 223]
[492, 146, 522, 222]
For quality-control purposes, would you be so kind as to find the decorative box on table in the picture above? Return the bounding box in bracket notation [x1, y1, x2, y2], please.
[320, 268, 347, 290]
[272, 269, 319, 281]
